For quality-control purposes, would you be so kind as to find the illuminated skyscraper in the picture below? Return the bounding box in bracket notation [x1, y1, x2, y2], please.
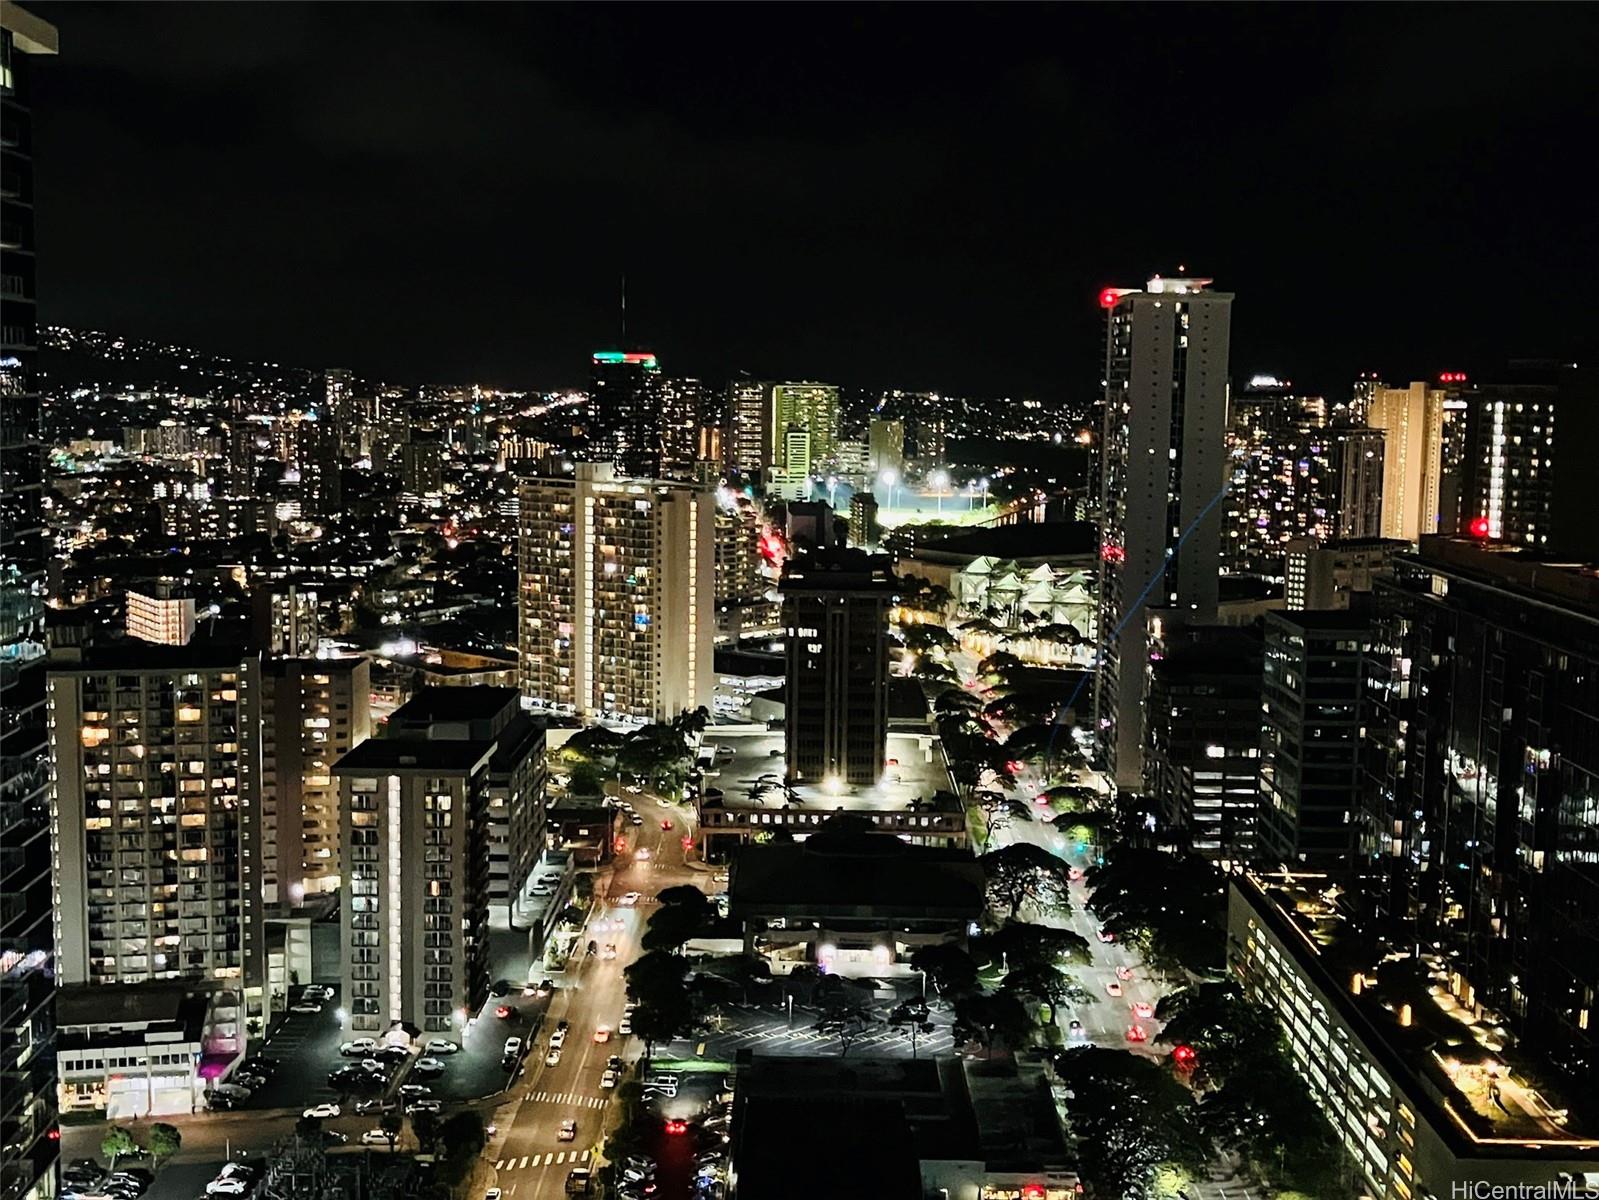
[1094, 276, 1233, 791]
[1367, 382, 1445, 542]
[726, 376, 769, 477]
[588, 349, 666, 477]
[517, 464, 714, 722]
[1, 8, 60, 1193]
[1459, 366, 1568, 548]
[772, 382, 839, 473]
[47, 644, 269, 1032]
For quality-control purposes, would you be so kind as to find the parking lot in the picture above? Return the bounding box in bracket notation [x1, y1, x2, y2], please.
[227, 981, 553, 1115]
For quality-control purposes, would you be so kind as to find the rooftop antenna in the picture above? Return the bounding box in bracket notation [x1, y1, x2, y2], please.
[619, 273, 627, 345]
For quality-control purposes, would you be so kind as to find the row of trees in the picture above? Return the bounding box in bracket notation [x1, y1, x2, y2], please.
[1052, 982, 1343, 1199]
[100, 1124, 180, 1171]
[555, 707, 710, 797]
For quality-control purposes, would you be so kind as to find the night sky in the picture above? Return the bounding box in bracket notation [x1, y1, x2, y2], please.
[28, 3, 1599, 397]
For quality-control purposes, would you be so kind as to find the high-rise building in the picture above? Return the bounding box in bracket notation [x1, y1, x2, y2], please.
[1095, 276, 1233, 790]
[1143, 618, 1262, 862]
[1329, 426, 1386, 540]
[1283, 537, 1409, 611]
[1459, 371, 1564, 548]
[332, 687, 543, 1035]
[589, 349, 665, 478]
[1368, 538, 1599, 1088]
[252, 583, 319, 657]
[848, 492, 880, 549]
[867, 418, 905, 477]
[125, 588, 198, 647]
[401, 428, 445, 500]
[518, 464, 714, 722]
[1368, 382, 1445, 542]
[292, 412, 342, 519]
[1, 7, 60, 1193]
[260, 656, 370, 905]
[323, 368, 358, 457]
[47, 644, 268, 1024]
[1257, 610, 1374, 868]
[772, 383, 839, 473]
[767, 427, 812, 502]
[726, 377, 770, 477]
[780, 548, 894, 788]
[713, 498, 763, 606]
[657, 376, 705, 481]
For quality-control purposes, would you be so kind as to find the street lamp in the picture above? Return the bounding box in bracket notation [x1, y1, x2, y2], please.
[879, 468, 900, 510]
[930, 470, 950, 515]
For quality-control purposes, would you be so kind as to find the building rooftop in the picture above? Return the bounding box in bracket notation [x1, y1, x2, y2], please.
[779, 546, 896, 593]
[904, 521, 1096, 563]
[1239, 873, 1599, 1152]
[1266, 608, 1375, 632]
[57, 982, 212, 1049]
[388, 684, 521, 726]
[48, 639, 251, 672]
[332, 738, 494, 774]
[1415, 536, 1599, 620]
[729, 827, 984, 914]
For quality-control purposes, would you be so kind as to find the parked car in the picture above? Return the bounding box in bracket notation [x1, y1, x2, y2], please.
[414, 1056, 446, 1074]
[212, 1083, 252, 1099]
[289, 1001, 323, 1014]
[600, 1069, 618, 1089]
[407, 1099, 442, 1114]
[549, 1027, 568, 1049]
[303, 1103, 341, 1119]
[545, 1047, 563, 1066]
[424, 1038, 461, 1055]
[397, 1084, 432, 1100]
[360, 1130, 395, 1146]
[340, 1038, 377, 1056]
[375, 1044, 411, 1063]
[205, 1180, 248, 1196]
[354, 1098, 397, 1114]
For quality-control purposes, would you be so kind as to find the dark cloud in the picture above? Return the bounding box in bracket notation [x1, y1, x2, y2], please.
[27, 2, 1599, 395]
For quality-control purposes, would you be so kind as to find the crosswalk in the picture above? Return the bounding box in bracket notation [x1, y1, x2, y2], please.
[706, 1021, 956, 1052]
[524, 1089, 608, 1108]
[495, 1150, 591, 1170]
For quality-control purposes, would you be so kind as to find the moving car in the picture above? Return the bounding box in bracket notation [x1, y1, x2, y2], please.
[212, 1083, 252, 1099]
[397, 1084, 432, 1100]
[1096, 928, 1115, 944]
[618, 1014, 632, 1035]
[550, 1027, 568, 1049]
[619, 892, 640, 906]
[502, 1036, 523, 1063]
[607, 1055, 623, 1070]
[1132, 1001, 1155, 1021]
[290, 1000, 323, 1014]
[558, 1119, 577, 1142]
[376, 1044, 411, 1063]
[545, 1047, 563, 1067]
[488, 979, 515, 996]
[355, 1098, 397, 1114]
[414, 1056, 446, 1073]
[660, 820, 672, 831]
[205, 1179, 248, 1196]
[592, 1026, 612, 1043]
[602, 943, 618, 960]
[485, 1190, 502, 1200]
[1115, 965, 1134, 981]
[303, 1103, 340, 1119]
[424, 1038, 461, 1055]
[1068, 1019, 1086, 1040]
[1126, 1024, 1148, 1042]
[600, 1068, 618, 1088]
[1104, 980, 1123, 997]
[534, 979, 555, 996]
[629, 815, 644, 827]
[339, 1040, 379, 1058]
[360, 1130, 395, 1146]
[407, 1098, 442, 1114]
[496, 1005, 513, 1019]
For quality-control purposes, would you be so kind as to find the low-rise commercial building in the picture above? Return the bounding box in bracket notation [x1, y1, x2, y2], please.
[727, 822, 983, 976]
[729, 1056, 1075, 1200]
[56, 983, 232, 1119]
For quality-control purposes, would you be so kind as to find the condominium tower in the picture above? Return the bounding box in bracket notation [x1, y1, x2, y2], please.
[518, 464, 714, 722]
[1094, 276, 1233, 790]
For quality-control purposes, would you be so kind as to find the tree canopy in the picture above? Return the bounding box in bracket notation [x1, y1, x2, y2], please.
[1086, 844, 1227, 974]
[979, 843, 1072, 921]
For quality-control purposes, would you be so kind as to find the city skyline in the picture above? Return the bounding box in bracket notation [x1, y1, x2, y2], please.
[25, 3, 1599, 395]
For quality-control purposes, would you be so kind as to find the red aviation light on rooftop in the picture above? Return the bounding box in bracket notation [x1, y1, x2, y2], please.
[1098, 287, 1133, 309]
[1469, 516, 1491, 538]
[1439, 371, 1468, 384]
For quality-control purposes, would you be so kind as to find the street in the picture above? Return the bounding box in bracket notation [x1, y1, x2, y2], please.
[487, 800, 703, 1200]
